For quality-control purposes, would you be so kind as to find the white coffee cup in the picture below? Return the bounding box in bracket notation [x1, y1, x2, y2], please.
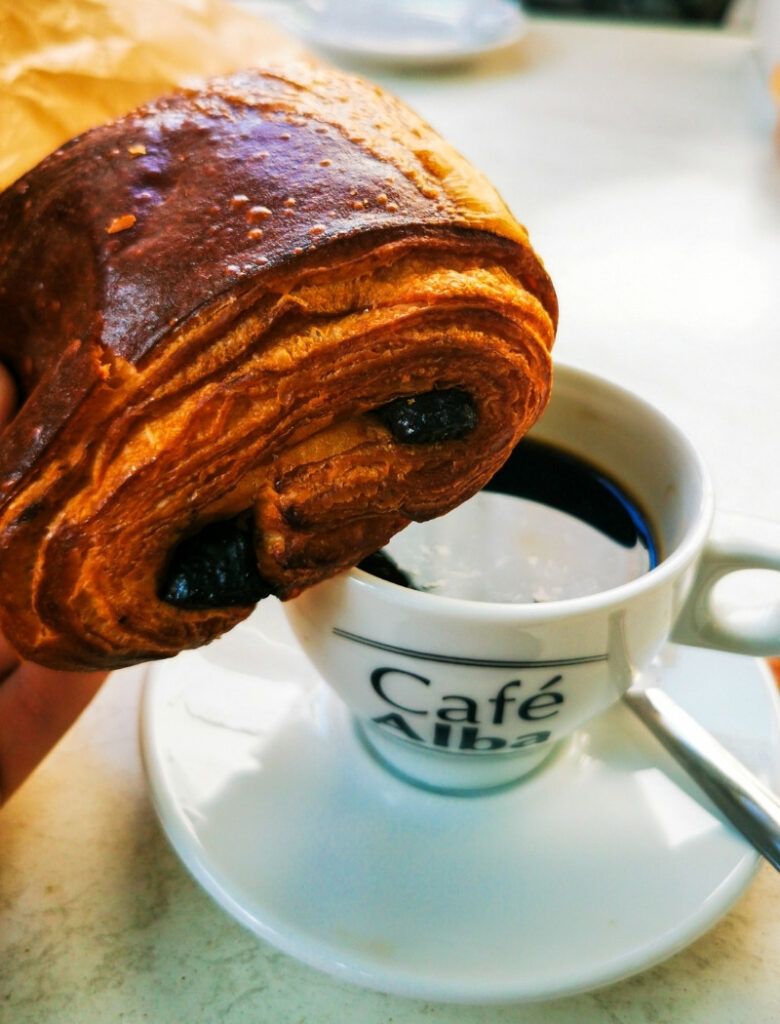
[284, 365, 780, 792]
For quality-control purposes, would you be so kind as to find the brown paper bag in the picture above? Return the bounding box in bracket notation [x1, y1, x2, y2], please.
[0, 0, 307, 188]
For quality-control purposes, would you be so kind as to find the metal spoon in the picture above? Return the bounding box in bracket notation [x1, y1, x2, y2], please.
[623, 686, 780, 872]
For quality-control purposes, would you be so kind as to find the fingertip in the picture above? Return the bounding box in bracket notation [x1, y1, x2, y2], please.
[0, 664, 109, 804]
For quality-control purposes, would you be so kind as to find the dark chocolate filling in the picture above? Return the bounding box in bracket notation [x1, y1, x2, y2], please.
[373, 388, 477, 444]
[160, 515, 273, 609]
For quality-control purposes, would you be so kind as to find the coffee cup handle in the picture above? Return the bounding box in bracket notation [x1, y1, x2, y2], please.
[671, 539, 780, 656]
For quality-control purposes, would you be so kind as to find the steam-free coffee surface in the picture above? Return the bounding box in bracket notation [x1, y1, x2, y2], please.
[366, 439, 657, 602]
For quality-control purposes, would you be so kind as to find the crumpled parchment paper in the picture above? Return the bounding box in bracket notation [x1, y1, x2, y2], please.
[0, 0, 308, 190]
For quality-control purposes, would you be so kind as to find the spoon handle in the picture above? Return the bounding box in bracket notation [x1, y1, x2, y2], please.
[623, 686, 780, 872]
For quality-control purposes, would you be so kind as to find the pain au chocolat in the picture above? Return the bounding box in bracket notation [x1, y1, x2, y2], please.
[0, 64, 557, 671]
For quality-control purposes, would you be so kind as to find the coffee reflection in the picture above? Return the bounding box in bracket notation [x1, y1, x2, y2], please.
[360, 439, 658, 603]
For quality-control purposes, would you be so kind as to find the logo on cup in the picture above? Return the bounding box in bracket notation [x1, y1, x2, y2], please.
[334, 627, 608, 755]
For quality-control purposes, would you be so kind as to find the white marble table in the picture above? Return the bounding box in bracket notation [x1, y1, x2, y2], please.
[1, 14, 779, 1023]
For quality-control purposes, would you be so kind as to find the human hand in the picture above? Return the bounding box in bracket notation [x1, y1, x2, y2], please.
[0, 364, 107, 804]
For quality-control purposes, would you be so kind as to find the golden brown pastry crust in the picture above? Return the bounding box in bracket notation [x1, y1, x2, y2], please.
[0, 64, 557, 670]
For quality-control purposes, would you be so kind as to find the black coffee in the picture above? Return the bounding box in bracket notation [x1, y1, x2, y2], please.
[360, 438, 658, 602]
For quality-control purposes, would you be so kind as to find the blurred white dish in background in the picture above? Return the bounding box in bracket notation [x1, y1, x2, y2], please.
[250, 0, 528, 67]
[755, 0, 780, 74]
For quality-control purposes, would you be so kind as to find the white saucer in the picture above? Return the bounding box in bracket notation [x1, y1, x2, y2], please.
[272, 0, 528, 69]
[140, 600, 780, 1004]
